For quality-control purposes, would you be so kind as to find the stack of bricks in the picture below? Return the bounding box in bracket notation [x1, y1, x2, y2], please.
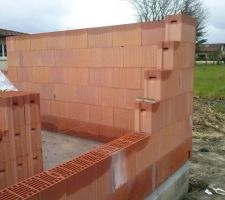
[0, 13, 196, 199]
[0, 91, 43, 189]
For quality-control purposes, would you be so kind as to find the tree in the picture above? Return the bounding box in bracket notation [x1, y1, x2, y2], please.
[129, 0, 207, 50]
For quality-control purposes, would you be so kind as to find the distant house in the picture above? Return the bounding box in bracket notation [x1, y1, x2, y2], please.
[196, 43, 225, 64]
[0, 28, 25, 70]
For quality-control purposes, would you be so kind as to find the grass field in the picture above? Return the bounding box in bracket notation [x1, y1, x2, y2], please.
[194, 64, 225, 113]
[194, 64, 225, 98]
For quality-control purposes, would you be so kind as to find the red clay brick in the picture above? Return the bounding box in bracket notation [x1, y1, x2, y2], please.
[67, 68, 89, 86]
[124, 45, 158, 68]
[113, 68, 141, 89]
[51, 101, 69, 118]
[65, 29, 88, 49]
[89, 105, 113, 126]
[30, 34, 48, 50]
[91, 47, 123, 67]
[165, 14, 196, 43]
[54, 49, 76, 67]
[89, 68, 113, 87]
[48, 68, 68, 84]
[113, 23, 141, 46]
[68, 103, 90, 122]
[142, 21, 165, 45]
[47, 31, 66, 49]
[31, 67, 49, 83]
[15, 36, 30, 50]
[17, 67, 32, 82]
[6, 37, 16, 52]
[114, 108, 134, 130]
[88, 26, 112, 48]
[156, 151, 172, 187]
[38, 50, 55, 67]
[73, 49, 92, 67]
[7, 51, 21, 67]
[6, 67, 18, 82]
[40, 99, 51, 116]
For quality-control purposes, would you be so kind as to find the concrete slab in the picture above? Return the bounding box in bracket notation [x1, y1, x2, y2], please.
[146, 162, 189, 200]
[42, 130, 102, 170]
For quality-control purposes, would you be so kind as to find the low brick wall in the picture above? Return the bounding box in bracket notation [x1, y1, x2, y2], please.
[0, 91, 42, 189]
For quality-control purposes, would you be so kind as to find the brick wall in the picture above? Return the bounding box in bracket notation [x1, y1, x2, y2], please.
[6, 14, 195, 142]
[0, 13, 196, 200]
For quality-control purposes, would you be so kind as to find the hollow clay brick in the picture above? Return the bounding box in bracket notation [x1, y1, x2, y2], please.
[30, 127, 42, 153]
[73, 48, 92, 67]
[6, 67, 18, 82]
[89, 105, 113, 127]
[17, 67, 32, 82]
[89, 68, 113, 87]
[68, 103, 90, 122]
[0, 161, 17, 189]
[22, 51, 37, 67]
[47, 31, 66, 50]
[144, 69, 181, 101]
[155, 151, 172, 187]
[40, 99, 51, 116]
[113, 68, 141, 89]
[173, 43, 196, 68]
[66, 166, 97, 200]
[113, 108, 134, 130]
[30, 34, 48, 50]
[31, 67, 49, 83]
[40, 180, 66, 200]
[65, 29, 88, 49]
[0, 130, 10, 163]
[16, 156, 29, 182]
[51, 101, 69, 118]
[124, 45, 158, 68]
[48, 68, 68, 84]
[15, 36, 31, 51]
[165, 14, 196, 43]
[91, 47, 123, 67]
[7, 51, 21, 67]
[67, 68, 89, 86]
[88, 26, 112, 48]
[32, 151, 43, 175]
[6, 36, 16, 52]
[113, 23, 141, 46]
[52, 84, 71, 102]
[179, 68, 194, 93]
[37, 50, 55, 67]
[142, 21, 165, 45]
[39, 84, 53, 100]
[171, 137, 192, 173]
[54, 49, 76, 67]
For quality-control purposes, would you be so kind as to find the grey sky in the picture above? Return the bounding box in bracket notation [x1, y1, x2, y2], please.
[0, 0, 224, 43]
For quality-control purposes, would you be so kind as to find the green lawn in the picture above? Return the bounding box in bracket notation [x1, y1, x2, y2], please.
[194, 64, 225, 98]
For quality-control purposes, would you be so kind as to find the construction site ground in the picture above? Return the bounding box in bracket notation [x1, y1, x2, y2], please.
[183, 97, 225, 200]
[42, 130, 101, 170]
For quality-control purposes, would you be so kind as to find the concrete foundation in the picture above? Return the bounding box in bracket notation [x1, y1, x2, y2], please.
[42, 130, 102, 170]
[146, 162, 189, 200]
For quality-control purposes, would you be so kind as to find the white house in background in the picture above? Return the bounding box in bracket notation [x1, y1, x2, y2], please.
[0, 28, 25, 71]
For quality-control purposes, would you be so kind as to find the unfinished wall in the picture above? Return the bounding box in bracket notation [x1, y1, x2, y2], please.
[0, 92, 42, 189]
[0, 14, 195, 200]
[6, 14, 195, 142]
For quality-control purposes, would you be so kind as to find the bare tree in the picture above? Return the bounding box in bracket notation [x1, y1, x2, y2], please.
[130, 0, 207, 49]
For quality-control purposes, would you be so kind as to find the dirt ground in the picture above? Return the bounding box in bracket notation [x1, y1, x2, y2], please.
[183, 97, 225, 200]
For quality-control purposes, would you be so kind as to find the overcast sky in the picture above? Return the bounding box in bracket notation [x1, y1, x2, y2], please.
[0, 0, 224, 43]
